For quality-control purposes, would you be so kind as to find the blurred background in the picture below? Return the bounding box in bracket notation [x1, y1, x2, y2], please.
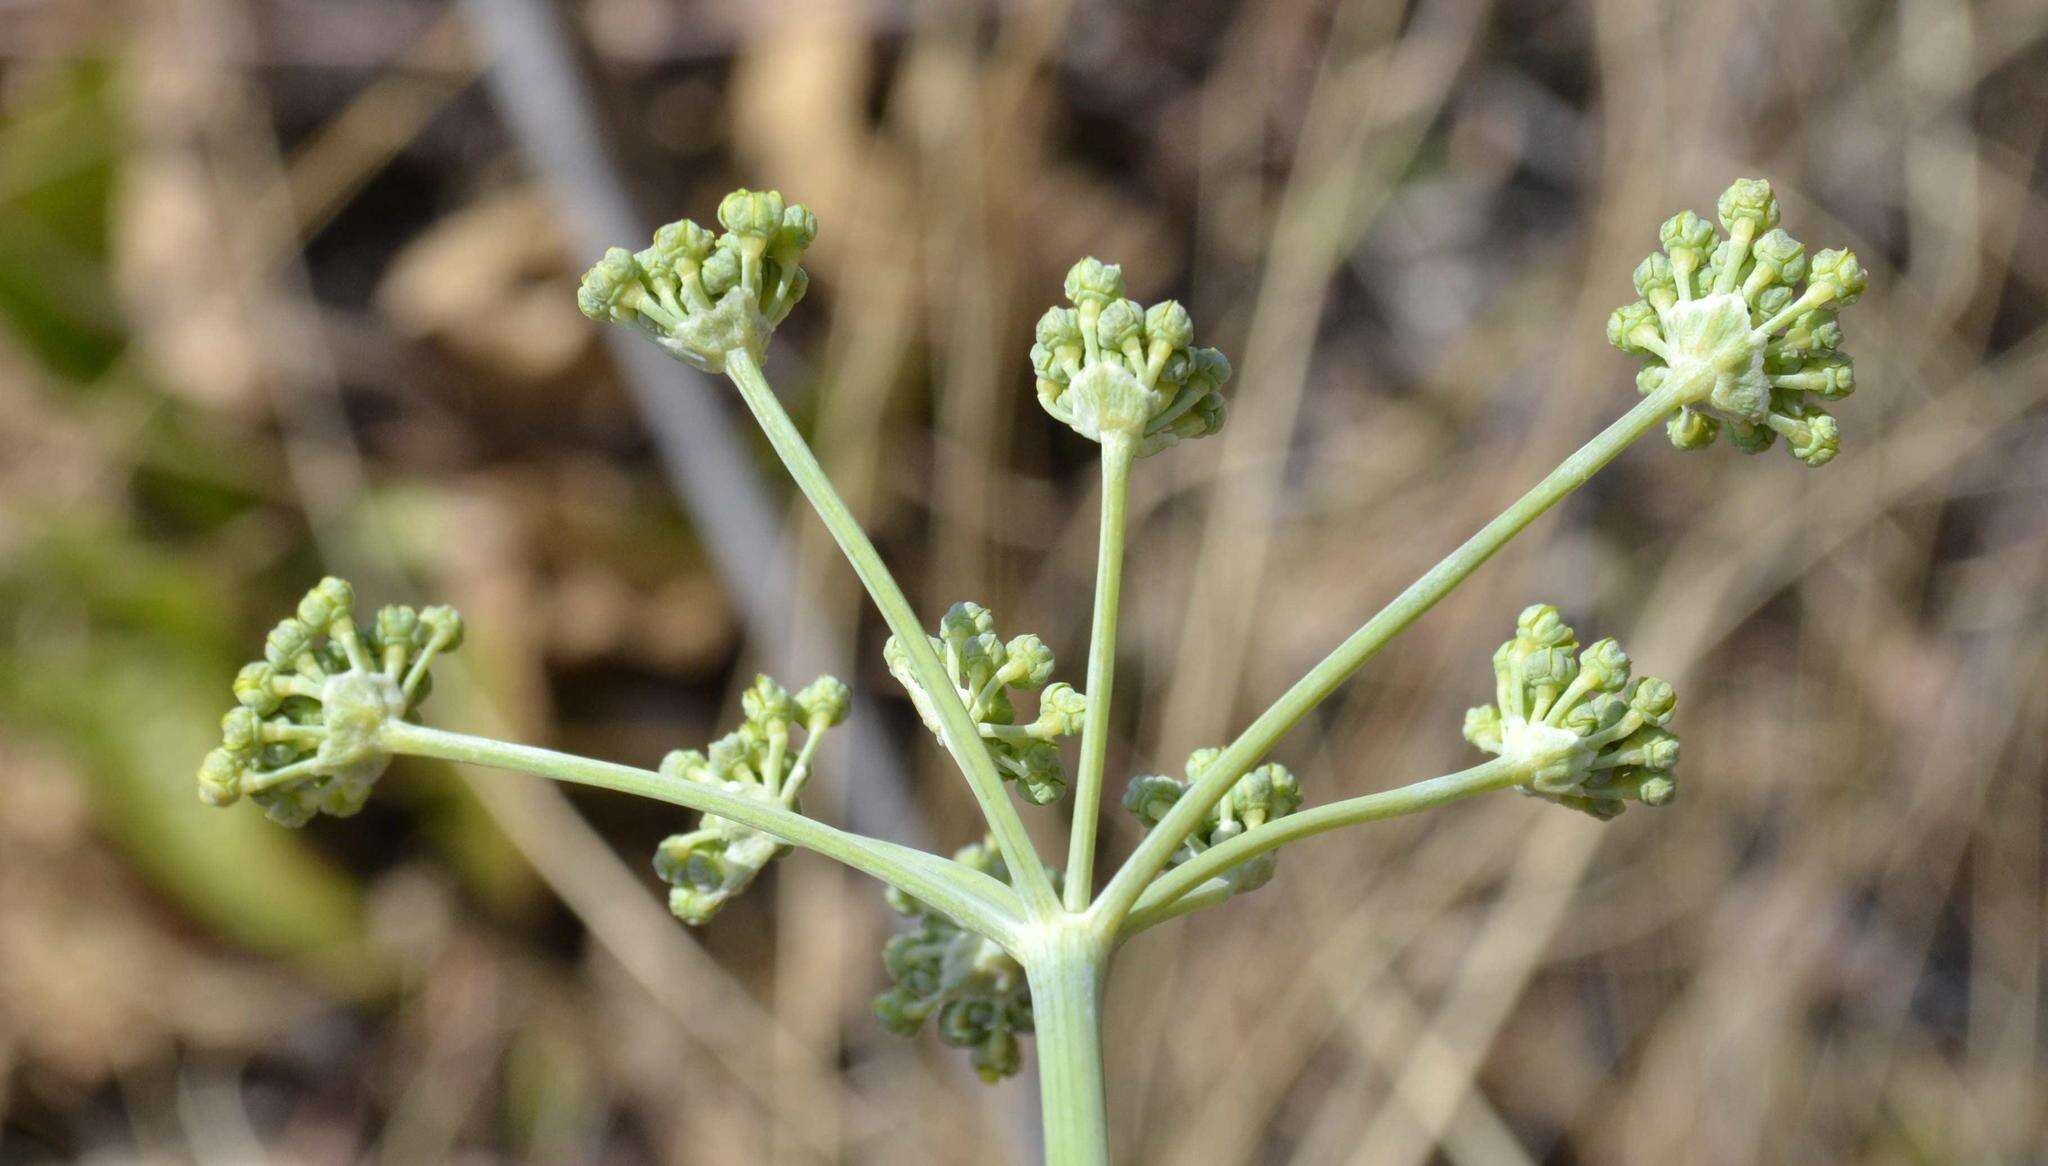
[3, 0, 2046, 1162]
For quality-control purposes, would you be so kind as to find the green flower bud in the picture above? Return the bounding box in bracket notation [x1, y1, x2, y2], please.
[1628, 677, 1677, 724]
[1096, 299, 1145, 351]
[1807, 248, 1867, 305]
[777, 204, 818, 252]
[796, 676, 852, 728]
[717, 188, 786, 241]
[1716, 177, 1779, 232]
[1775, 354, 1853, 399]
[264, 619, 313, 669]
[650, 218, 716, 266]
[1765, 403, 1838, 467]
[1122, 774, 1186, 826]
[1516, 604, 1574, 648]
[1462, 704, 1504, 751]
[1667, 406, 1720, 450]
[1606, 300, 1663, 356]
[1749, 229, 1808, 285]
[1633, 253, 1678, 308]
[1006, 740, 1067, 805]
[1063, 257, 1125, 307]
[418, 604, 464, 650]
[1660, 210, 1714, 255]
[1144, 300, 1193, 350]
[233, 661, 284, 714]
[742, 674, 796, 726]
[699, 245, 741, 299]
[973, 1027, 1021, 1083]
[1037, 306, 1083, 353]
[197, 748, 245, 807]
[1636, 774, 1677, 806]
[577, 247, 649, 323]
[295, 576, 355, 631]
[1032, 682, 1088, 737]
[1003, 635, 1056, 689]
[219, 706, 263, 757]
[1726, 418, 1776, 454]
[1577, 638, 1631, 692]
[373, 604, 421, 651]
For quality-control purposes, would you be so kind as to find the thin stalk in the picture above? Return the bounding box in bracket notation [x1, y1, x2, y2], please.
[1065, 434, 1134, 908]
[1025, 923, 1113, 1165]
[722, 348, 1061, 916]
[378, 720, 1025, 947]
[1118, 757, 1526, 938]
[1094, 385, 1684, 925]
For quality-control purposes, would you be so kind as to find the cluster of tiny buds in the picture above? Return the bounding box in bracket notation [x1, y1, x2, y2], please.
[1123, 748, 1302, 895]
[874, 839, 1037, 1082]
[1033, 258, 1232, 455]
[652, 674, 851, 925]
[1461, 604, 1678, 820]
[197, 578, 462, 826]
[1607, 177, 1867, 466]
[578, 188, 817, 372]
[884, 602, 1087, 805]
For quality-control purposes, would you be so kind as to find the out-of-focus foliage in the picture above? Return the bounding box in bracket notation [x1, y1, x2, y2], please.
[3, 0, 2047, 1162]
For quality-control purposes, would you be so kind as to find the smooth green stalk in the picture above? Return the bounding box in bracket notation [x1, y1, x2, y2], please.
[1094, 384, 1686, 926]
[1065, 433, 1134, 908]
[378, 720, 1025, 947]
[1118, 756, 1527, 938]
[721, 348, 1061, 916]
[1021, 920, 1113, 1166]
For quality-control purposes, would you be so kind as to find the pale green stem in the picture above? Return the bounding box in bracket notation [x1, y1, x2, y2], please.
[1024, 921, 1113, 1166]
[1094, 385, 1684, 926]
[722, 348, 1061, 916]
[378, 720, 1025, 948]
[1117, 756, 1527, 938]
[778, 725, 827, 805]
[1065, 433, 1134, 909]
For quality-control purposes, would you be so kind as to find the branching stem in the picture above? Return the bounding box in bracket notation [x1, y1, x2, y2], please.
[1117, 756, 1528, 938]
[722, 348, 1062, 916]
[1066, 433, 1134, 908]
[1094, 385, 1683, 927]
[378, 720, 1026, 947]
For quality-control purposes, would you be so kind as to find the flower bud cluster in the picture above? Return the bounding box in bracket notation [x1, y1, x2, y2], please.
[197, 578, 462, 826]
[884, 602, 1086, 805]
[653, 675, 851, 925]
[1460, 605, 1679, 819]
[874, 839, 1036, 1082]
[577, 188, 817, 372]
[1122, 748, 1302, 895]
[1032, 258, 1232, 455]
[1607, 178, 1867, 466]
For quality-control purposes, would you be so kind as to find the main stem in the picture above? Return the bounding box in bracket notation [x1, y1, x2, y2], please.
[722, 347, 1060, 915]
[1026, 923, 1113, 1166]
[1065, 435, 1134, 908]
[1095, 385, 1684, 925]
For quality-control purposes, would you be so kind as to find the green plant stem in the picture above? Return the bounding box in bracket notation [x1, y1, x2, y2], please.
[1094, 385, 1683, 926]
[1024, 922, 1113, 1166]
[1065, 434, 1134, 909]
[722, 348, 1061, 916]
[378, 720, 1025, 947]
[1118, 756, 1527, 938]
